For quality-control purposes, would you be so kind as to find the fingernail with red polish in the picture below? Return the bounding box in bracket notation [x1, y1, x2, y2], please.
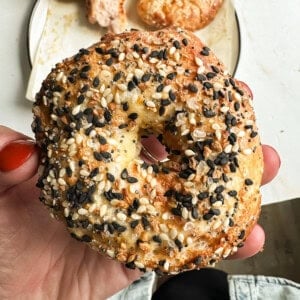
[0, 140, 36, 172]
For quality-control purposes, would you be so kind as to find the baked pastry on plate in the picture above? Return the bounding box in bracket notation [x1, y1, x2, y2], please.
[137, 0, 224, 31]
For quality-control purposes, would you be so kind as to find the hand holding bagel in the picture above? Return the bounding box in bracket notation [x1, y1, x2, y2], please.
[0, 124, 280, 299]
[0, 26, 282, 300]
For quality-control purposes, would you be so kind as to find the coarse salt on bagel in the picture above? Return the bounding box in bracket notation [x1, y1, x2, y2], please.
[32, 27, 263, 274]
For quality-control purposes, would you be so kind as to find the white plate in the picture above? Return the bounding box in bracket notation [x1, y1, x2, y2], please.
[26, 0, 240, 101]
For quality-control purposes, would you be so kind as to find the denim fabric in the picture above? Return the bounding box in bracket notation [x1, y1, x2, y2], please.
[108, 272, 300, 300]
[108, 272, 155, 300]
[228, 275, 300, 300]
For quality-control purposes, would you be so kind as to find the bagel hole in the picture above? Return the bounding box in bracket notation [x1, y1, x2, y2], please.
[140, 135, 169, 164]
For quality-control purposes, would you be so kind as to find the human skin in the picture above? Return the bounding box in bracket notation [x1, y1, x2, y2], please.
[0, 125, 280, 299]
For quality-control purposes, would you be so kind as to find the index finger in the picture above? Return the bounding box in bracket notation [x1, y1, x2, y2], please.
[261, 145, 281, 185]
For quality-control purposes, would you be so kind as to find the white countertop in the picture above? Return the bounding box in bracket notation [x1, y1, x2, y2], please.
[1, 0, 299, 205]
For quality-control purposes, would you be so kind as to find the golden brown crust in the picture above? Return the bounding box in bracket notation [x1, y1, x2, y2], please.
[137, 0, 224, 31]
[32, 27, 263, 274]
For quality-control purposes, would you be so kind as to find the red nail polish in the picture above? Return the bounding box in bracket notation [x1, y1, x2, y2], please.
[0, 140, 36, 172]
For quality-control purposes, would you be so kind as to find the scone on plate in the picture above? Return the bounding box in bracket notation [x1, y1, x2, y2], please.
[137, 0, 224, 31]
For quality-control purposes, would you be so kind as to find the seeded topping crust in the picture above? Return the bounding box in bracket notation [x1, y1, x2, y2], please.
[137, 0, 224, 31]
[32, 27, 263, 274]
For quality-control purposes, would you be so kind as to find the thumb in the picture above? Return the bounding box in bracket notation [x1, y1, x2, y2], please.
[0, 125, 39, 194]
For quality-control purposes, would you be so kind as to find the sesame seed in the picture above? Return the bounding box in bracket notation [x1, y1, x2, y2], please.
[239, 230, 246, 239]
[122, 102, 129, 111]
[228, 190, 237, 197]
[167, 72, 177, 80]
[229, 163, 237, 172]
[159, 106, 165, 116]
[171, 207, 182, 217]
[118, 52, 125, 61]
[107, 173, 115, 182]
[98, 135, 107, 145]
[72, 105, 81, 115]
[101, 152, 112, 160]
[104, 109, 112, 122]
[182, 38, 188, 46]
[228, 133, 237, 145]
[161, 99, 171, 106]
[90, 168, 99, 178]
[95, 47, 105, 54]
[80, 169, 90, 177]
[81, 235, 92, 243]
[169, 46, 176, 55]
[106, 57, 114, 66]
[68, 76, 76, 83]
[203, 82, 213, 89]
[77, 94, 85, 104]
[211, 65, 220, 73]
[229, 78, 236, 87]
[145, 100, 156, 108]
[113, 72, 122, 82]
[130, 220, 139, 229]
[104, 189, 123, 201]
[116, 212, 127, 222]
[141, 73, 151, 82]
[250, 131, 258, 138]
[153, 235, 162, 243]
[203, 208, 220, 220]
[93, 152, 102, 161]
[152, 92, 162, 99]
[133, 44, 140, 52]
[175, 238, 183, 250]
[78, 208, 88, 215]
[206, 72, 216, 79]
[200, 47, 210, 56]
[142, 47, 149, 54]
[195, 57, 203, 67]
[132, 75, 139, 86]
[188, 83, 198, 93]
[245, 179, 253, 186]
[179, 168, 195, 179]
[203, 108, 216, 118]
[150, 50, 160, 58]
[156, 84, 164, 92]
[215, 185, 225, 194]
[127, 81, 136, 91]
[191, 207, 199, 219]
[121, 168, 128, 179]
[141, 216, 150, 229]
[198, 191, 209, 200]
[132, 51, 140, 59]
[118, 124, 128, 129]
[128, 112, 138, 120]
[234, 102, 240, 111]
[169, 90, 176, 101]
[81, 65, 91, 72]
[173, 40, 181, 49]
[127, 176, 138, 183]
[80, 72, 88, 79]
[196, 73, 206, 82]
[185, 149, 195, 156]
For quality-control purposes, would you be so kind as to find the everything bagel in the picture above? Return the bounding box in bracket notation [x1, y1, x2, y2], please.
[32, 27, 263, 274]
